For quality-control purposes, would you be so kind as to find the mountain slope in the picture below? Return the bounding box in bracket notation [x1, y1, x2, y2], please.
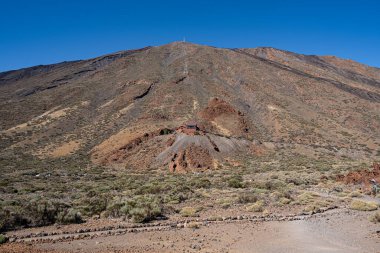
[0, 42, 379, 171]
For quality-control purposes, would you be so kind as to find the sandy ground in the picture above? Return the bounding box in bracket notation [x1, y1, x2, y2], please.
[2, 209, 379, 253]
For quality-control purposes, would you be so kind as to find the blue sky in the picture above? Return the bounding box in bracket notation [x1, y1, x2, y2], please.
[0, 0, 379, 71]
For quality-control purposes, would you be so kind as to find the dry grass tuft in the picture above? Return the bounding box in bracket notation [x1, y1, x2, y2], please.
[350, 200, 378, 211]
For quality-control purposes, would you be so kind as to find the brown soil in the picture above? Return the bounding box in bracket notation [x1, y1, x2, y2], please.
[169, 144, 214, 173]
[0, 244, 61, 253]
[2, 209, 379, 253]
[198, 98, 250, 137]
[337, 162, 380, 188]
[48, 140, 81, 158]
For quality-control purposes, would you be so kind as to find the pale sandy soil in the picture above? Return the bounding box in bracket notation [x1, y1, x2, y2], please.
[2, 209, 379, 253]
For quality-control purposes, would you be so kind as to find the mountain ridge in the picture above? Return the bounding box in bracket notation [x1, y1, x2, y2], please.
[1, 42, 379, 75]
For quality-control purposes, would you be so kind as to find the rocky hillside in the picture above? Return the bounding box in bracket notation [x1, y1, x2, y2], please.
[0, 42, 379, 171]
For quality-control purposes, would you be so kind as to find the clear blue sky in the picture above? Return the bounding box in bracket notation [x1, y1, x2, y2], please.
[1, 0, 379, 72]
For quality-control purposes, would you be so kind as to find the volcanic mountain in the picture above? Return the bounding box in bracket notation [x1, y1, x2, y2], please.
[0, 42, 379, 172]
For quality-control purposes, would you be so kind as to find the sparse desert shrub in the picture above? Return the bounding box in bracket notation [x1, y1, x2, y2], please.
[279, 197, 291, 205]
[136, 182, 165, 194]
[25, 200, 69, 226]
[180, 207, 198, 217]
[105, 200, 124, 217]
[228, 175, 244, 188]
[348, 191, 362, 198]
[285, 177, 305, 186]
[369, 212, 380, 223]
[190, 178, 211, 188]
[297, 192, 319, 205]
[303, 204, 321, 213]
[217, 198, 233, 209]
[264, 179, 286, 190]
[160, 128, 172, 135]
[56, 209, 82, 224]
[164, 192, 188, 204]
[185, 221, 201, 229]
[246, 200, 264, 212]
[0, 234, 7, 244]
[120, 195, 162, 223]
[0, 200, 84, 231]
[0, 206, 28, 232]
[236, 192, 258, 204]
[81, 195, 108, 216]
[350, 200, 378, 211]
[270, 174, 279, 179]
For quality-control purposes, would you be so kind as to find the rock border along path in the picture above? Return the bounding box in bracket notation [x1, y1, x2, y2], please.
[8, 206, 338, 244]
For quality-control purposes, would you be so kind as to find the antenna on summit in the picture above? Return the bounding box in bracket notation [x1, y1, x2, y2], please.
[182, 37, 188, 76]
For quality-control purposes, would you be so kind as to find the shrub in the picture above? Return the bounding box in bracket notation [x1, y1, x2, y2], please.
[236, 192, 258, 204]
[217, 198, 233, 209]
[0, 234, 7, 244]
[120, 195, 162, 223]
[180, 207, 197, 217]
[350, 200, 378, 211]
[25, 200, 69, 227]
[279, 197, 291, 205]
[160, 128, 172, 135]
[348, 191, 362, 198]
[246, 200, 264, 212]
[185, 221, 201, 229]
[136, 183, 165, 194]
[164, 193, 187, 204]
[297, 192, 319, 205]
[369, 212, 380, 223]
[0, 206, 28, 232]
[228, 176, 244, 188]
[56, 209, 82, 224]
[264, 179, 286, 190]
[105, 200, 125, 217]
[81, 195, 108, 216]
[190, 178, 211, 188]
[303, 205, 320, 213]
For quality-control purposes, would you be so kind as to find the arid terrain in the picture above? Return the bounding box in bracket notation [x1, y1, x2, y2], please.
[0, 42, 379, 252]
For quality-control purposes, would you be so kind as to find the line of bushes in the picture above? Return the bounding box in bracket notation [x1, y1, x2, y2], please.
[0, 200, 82, 232]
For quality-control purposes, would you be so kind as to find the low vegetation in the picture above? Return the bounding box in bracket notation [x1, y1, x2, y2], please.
[246, 200, 265, 212]
[0, 152, 373, 231]
[369, 211, 380, 223]
[0, 234, 7, 244]
[180, 207, 198, 217]
[350, 200, 378, 211]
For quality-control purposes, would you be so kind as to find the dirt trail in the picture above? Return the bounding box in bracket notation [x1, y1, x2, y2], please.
[3, 209, 378, 253]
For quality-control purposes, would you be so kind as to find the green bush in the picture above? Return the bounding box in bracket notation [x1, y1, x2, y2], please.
[0, 206, 28, 232]
[228, 176, 244, 188]
[0, 200, 85, 231]
[264, 179, 286, 190]
[81, 195, 108, 216]
[190, 178, 211, 188]
[236, 192, 258, 204]
[279, 197, 291, 205]
[25, 200, 69, 226]
[120, 195, 162, 223]
[56, 209, 83, 224]
[104, 200, 124, 218]
[246, 200, 265, 212]
[160, 128, 173, 135]
[163, 192, 187, 204]
[0, 234, 7, 244]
